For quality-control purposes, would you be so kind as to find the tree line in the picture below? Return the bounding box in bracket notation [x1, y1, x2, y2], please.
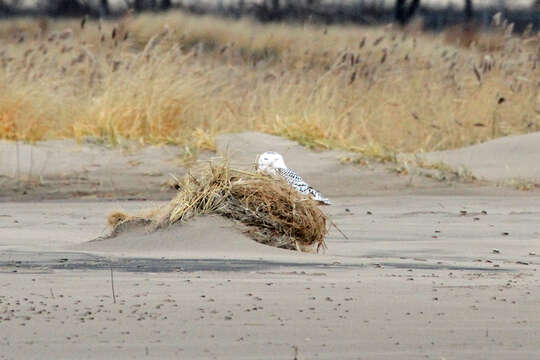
[0, 0, 537, 32]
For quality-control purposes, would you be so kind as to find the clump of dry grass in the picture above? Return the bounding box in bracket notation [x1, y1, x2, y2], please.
[107, 162, 328, 252]
[107, 211, 129, 226]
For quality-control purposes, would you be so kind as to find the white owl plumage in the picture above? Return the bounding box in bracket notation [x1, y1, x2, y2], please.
[257, 151, 331, 205]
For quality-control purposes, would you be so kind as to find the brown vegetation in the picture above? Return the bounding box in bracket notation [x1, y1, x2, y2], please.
[0, 11, 539, 157]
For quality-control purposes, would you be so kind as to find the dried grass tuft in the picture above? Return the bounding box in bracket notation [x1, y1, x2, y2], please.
[107, 211, 128, 226]
[108, 162, 328, 252]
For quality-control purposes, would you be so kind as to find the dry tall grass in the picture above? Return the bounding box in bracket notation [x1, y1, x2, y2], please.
[1, 11, 539, 156]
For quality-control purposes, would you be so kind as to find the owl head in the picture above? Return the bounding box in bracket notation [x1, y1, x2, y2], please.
[257, 151, 287, 174]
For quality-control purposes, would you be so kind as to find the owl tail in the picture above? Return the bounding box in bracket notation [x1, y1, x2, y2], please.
[317, 197, 332, 205]
[312, 192, 331, 205]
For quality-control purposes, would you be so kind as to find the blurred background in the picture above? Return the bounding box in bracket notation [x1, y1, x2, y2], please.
[0, 1, 539, 31]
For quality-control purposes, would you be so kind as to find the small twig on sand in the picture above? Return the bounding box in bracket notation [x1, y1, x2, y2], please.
[329, 218, 349, 241]
[292, 345, 299, 360]
[110, 263, 116, 304]
[15, 141, 20, 189]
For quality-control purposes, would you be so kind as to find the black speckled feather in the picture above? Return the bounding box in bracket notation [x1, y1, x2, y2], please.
[276, 168, 331, 205]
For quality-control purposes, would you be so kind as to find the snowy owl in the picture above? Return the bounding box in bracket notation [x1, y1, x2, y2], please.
[257, 151, 331, 205]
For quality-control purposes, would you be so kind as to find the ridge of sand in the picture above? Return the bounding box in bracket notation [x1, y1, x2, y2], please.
[0, 139, 202, 200]
[216, 132, 534, 196]
[74, 215, 315, 260]
[419, 132, 540, 182]
[216, 132, 450, 197]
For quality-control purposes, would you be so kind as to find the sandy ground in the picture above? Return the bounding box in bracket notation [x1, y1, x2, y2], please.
[1, 198, 539, 359]
[1, 132, 540, 359]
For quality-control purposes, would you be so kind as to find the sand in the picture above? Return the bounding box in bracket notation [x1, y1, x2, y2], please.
[1, 132, 540, 359]
[420, 132, 540, 183]
[2, 267, 538, 360]
[0, 139, 212, 200]
[217, 132, 532, 196]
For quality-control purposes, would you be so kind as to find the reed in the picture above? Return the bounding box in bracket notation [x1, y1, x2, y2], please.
[0, 11, 538, 157]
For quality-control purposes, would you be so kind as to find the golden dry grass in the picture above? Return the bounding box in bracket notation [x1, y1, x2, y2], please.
[1, 11, 539, 156]
[107, 162, 328, 252]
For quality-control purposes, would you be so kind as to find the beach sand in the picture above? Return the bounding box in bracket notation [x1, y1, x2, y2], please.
[1, 133, 539, 359]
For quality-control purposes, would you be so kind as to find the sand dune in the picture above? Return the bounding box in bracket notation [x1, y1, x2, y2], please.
[217, 132, 533, 196]
[76, 215, 309, 260]
[0, 139, 195, 200]
[3, 132, 539, 201]
[217, 132, 446, 197]
[420, 132, 540, 182]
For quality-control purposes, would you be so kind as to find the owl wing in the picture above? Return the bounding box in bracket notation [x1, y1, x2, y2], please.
[276, 168, 331, 205]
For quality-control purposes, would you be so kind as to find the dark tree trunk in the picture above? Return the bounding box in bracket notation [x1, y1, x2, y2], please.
[161, 0, 171, 10]
[464, 0, 474, 23]
[255, 0, 281, 21]
[0, 1, 12, 15]
[99, 0, 110, 16]
[395, 0, 420, 26]
[133, 0, 144, 12]
[407, 0, 420, 20]
[49, 0, 90, 16]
